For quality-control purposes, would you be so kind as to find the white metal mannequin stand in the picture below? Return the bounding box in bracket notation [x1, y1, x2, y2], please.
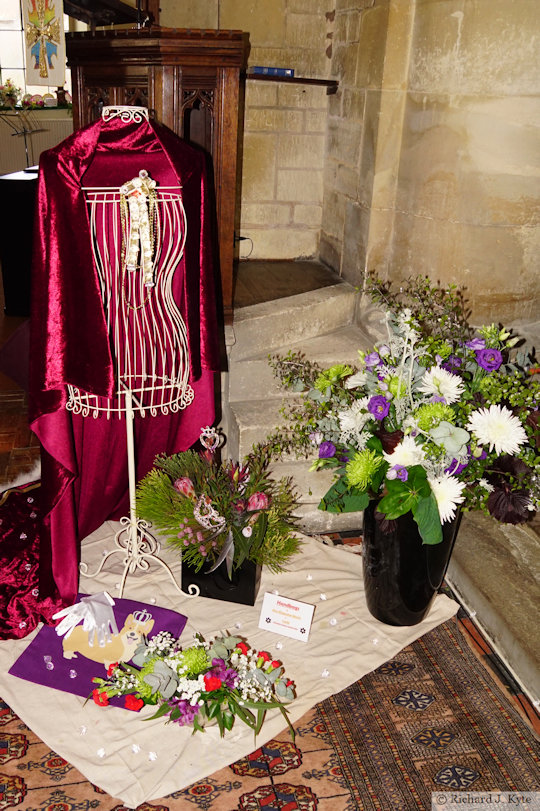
[69, 106, 199, 598]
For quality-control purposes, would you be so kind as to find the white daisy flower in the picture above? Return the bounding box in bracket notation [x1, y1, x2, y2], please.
[428, 473, 466, 524]
[383, 435, 425, 468]
[466, 404, 528, 455]
[418, 366, 465, 404]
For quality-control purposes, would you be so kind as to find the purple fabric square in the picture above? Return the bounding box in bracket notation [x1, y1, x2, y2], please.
[9, 594, 188, 708]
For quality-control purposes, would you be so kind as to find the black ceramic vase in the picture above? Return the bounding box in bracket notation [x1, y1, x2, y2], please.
[362, 500, 461, 626]
[181, 558, 261, 606]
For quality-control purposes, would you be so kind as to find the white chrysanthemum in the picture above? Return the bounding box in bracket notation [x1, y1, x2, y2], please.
[338, 398, 369, 433]
[418, 366, 464, 404]
[383, 435, 425, 468]
[466, 404, 528, 455]
[428, 474, 466, 524]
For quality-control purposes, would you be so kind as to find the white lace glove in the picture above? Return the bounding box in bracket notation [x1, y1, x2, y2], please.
[52, 592, 119, 647]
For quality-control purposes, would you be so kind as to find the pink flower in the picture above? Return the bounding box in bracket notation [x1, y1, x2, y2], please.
[247, 492, 270, 511]
[173, 477, 196, 499]
[232, 499, 247, 514]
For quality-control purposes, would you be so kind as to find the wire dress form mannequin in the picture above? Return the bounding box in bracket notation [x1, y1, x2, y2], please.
[70, 106, 199, 597]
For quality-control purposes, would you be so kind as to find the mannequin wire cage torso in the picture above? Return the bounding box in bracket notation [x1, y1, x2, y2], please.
[73, 106, 200, 597]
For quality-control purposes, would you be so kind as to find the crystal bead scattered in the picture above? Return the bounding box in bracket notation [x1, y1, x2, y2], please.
[131, 744, 141, 754]
[371, 637, 379, 645]
[275, 641, 283, 650]
[97, 748, 106, 758]
[148, 751, 158, 761]
[69, 669, 77, 679]
[319, 593, 327, 601]
[329, 617, 337, 626]
[321, 668, 330, 678]
[79, 726, 88, 736]
[306, 574, 313, 581]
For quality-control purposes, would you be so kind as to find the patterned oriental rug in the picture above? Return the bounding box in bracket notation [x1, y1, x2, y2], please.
[0, 483, 538, 809]
[1, 616, 539, 809]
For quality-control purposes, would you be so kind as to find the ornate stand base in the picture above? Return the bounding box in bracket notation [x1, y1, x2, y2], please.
[80, 516, 200, 599]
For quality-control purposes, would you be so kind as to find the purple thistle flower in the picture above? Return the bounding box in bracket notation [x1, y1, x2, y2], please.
[475, 347, 503, 372]
[318, 441, 336, 458]
[368, 395, 390, 421]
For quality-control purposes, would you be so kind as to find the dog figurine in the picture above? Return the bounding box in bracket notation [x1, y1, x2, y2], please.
[62, 612, 155, 670]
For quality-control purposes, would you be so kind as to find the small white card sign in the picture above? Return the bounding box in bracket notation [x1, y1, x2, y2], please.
[258, 592, 315, 642]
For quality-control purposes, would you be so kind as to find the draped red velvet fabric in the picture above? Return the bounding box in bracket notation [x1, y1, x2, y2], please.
[28, 115, 221, 614]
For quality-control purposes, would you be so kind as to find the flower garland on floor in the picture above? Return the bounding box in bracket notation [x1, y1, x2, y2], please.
[267, 277, 539, 543]
[91, 632, 296, 739]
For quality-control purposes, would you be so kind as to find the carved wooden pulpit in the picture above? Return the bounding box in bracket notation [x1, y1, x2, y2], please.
[66, 27, 248, 324]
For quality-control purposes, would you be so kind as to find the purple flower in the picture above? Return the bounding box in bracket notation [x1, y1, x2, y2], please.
[364, 352, 381, 369]
[445, 458, 468, 476]
[387, 464, 408, 482]
[319, 441, 336, 458]
[475, 348, 503, 372]
[466, 338, 486, 350]
[166, 698, 200, 726]
[442, 355, 462, 371]
[368, 395, 390, 421]
[211, 658, 239, 689]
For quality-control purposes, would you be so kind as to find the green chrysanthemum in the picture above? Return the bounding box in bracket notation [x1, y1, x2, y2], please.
[414, 402, 454, 431]
[315, 364, 354, 392]
[346, 449, 384, 491]
[387, 375, 407, 398]
[176, 646, 210, 677]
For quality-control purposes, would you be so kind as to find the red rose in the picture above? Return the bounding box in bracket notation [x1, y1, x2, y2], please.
[92, 689, 109, 707]
[247, 492, 270, 511]
[271, 660, 281, 669]
[204, 674, 222, 691]
[236, 642, 249, 655]
[125, 694, 145, 712]
[257, 651, 271, 663]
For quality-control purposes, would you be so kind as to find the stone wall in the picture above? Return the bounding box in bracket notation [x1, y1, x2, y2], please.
[162, 0, 332, 260]
[161, 0, 539, 323]
[321, 0, 540, 324]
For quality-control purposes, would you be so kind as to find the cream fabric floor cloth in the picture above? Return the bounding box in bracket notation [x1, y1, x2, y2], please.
[0, 522, 458, 807]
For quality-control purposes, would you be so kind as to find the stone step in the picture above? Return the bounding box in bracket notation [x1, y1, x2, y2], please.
[447, 513, 540, 706]
[229, 282, 359, 361]
[228, 323, 374, 403]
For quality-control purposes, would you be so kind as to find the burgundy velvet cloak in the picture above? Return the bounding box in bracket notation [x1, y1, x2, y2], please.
[28, 115, 221, 612]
